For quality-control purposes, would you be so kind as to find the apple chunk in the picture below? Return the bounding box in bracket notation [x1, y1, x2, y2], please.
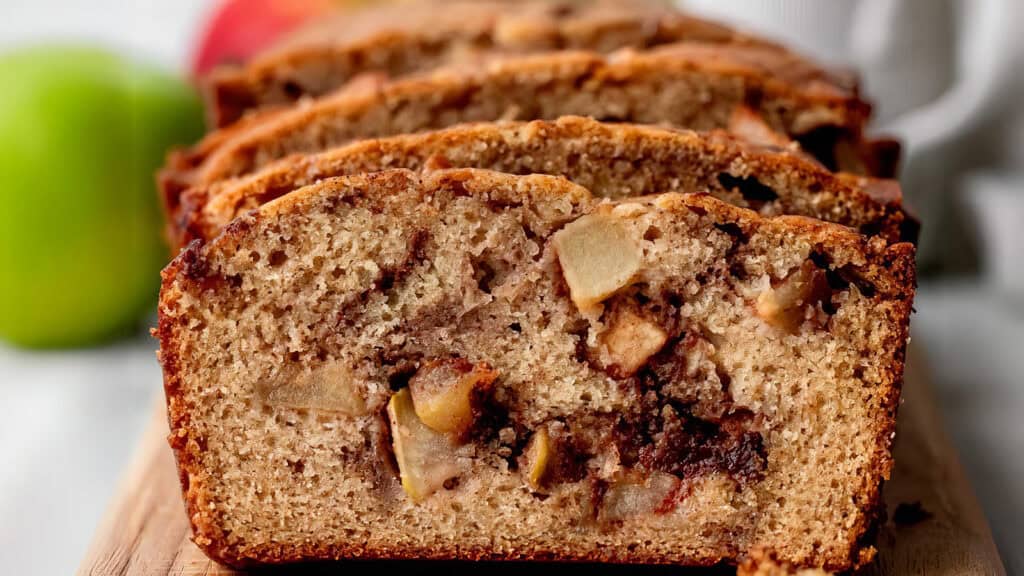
[756, 260, 830, 332]
[259, 361, 369, 415]
[553, 213, 642, 311]
[600, 308, 668, 376]
[522, 427, 553, 490]
[409, 359, 497, 436]
[600, 471, 680, 522]
[0, 48, 204, 348]
[387, 388, 464, 503]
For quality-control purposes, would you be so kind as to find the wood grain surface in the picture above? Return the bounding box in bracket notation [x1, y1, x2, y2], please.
[77, 348, 1006, 576]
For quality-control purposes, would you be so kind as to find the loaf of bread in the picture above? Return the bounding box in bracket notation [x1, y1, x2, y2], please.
[169, 117, 912, 249]
[161, 43, 876, 212]
[157, 168, 915, 571]
[204, 0, 780, 127]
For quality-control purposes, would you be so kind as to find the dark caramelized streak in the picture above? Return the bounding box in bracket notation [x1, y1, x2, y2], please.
[717, 172, 779, 208]
[637, 406, 766, 484]
[568, 320, 591, 365]
[714, 222, 749, 243]
[810, 250, 879, 299]
[181, 240, 209, 281]
[178, 239, 230, 292]
[624, 332, 766, 485]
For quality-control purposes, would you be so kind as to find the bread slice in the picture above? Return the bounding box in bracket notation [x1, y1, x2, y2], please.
[161, 43, 874, 213]
[169, 117, 911, 250]
[157, 168, 915, 571]
[205, 0, 780, 127]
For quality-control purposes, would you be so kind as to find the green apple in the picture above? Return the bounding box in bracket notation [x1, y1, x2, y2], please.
[0, 47, 204, 348]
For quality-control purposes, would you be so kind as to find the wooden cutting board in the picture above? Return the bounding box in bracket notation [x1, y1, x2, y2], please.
[77, 347, 1006, 576]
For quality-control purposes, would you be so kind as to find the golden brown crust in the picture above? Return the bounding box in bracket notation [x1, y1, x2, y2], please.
[205, 0, 788, 127]
[162, 43, 872, 212]
[159, 168, 915, 570]
[167, 116, 908, 250]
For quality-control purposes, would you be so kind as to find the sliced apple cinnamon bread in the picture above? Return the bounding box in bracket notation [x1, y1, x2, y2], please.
[157, 168, 915, 571]
[161, 43, 876, 213]
[205, 0, 779, 127]
[169, 117, 912, 250]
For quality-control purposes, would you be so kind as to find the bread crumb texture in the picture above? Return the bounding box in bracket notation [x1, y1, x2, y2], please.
[158, 169, 914, 571]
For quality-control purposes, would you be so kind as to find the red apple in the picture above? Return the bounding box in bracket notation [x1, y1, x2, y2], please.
[192, 0, 334, 75]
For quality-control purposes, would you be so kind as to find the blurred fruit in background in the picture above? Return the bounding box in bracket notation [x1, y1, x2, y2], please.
[0, 47, 204, 348]
[192, 0, 334, 75]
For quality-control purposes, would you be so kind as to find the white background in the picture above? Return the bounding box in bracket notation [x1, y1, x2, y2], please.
[0, 4, 211, 574]
[0, 2, 1022, 575]
[0, 0, 207, 69]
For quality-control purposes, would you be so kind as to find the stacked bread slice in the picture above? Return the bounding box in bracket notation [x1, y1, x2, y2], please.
[203, 0, 777, 127]
[156, 1, 916, 573]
